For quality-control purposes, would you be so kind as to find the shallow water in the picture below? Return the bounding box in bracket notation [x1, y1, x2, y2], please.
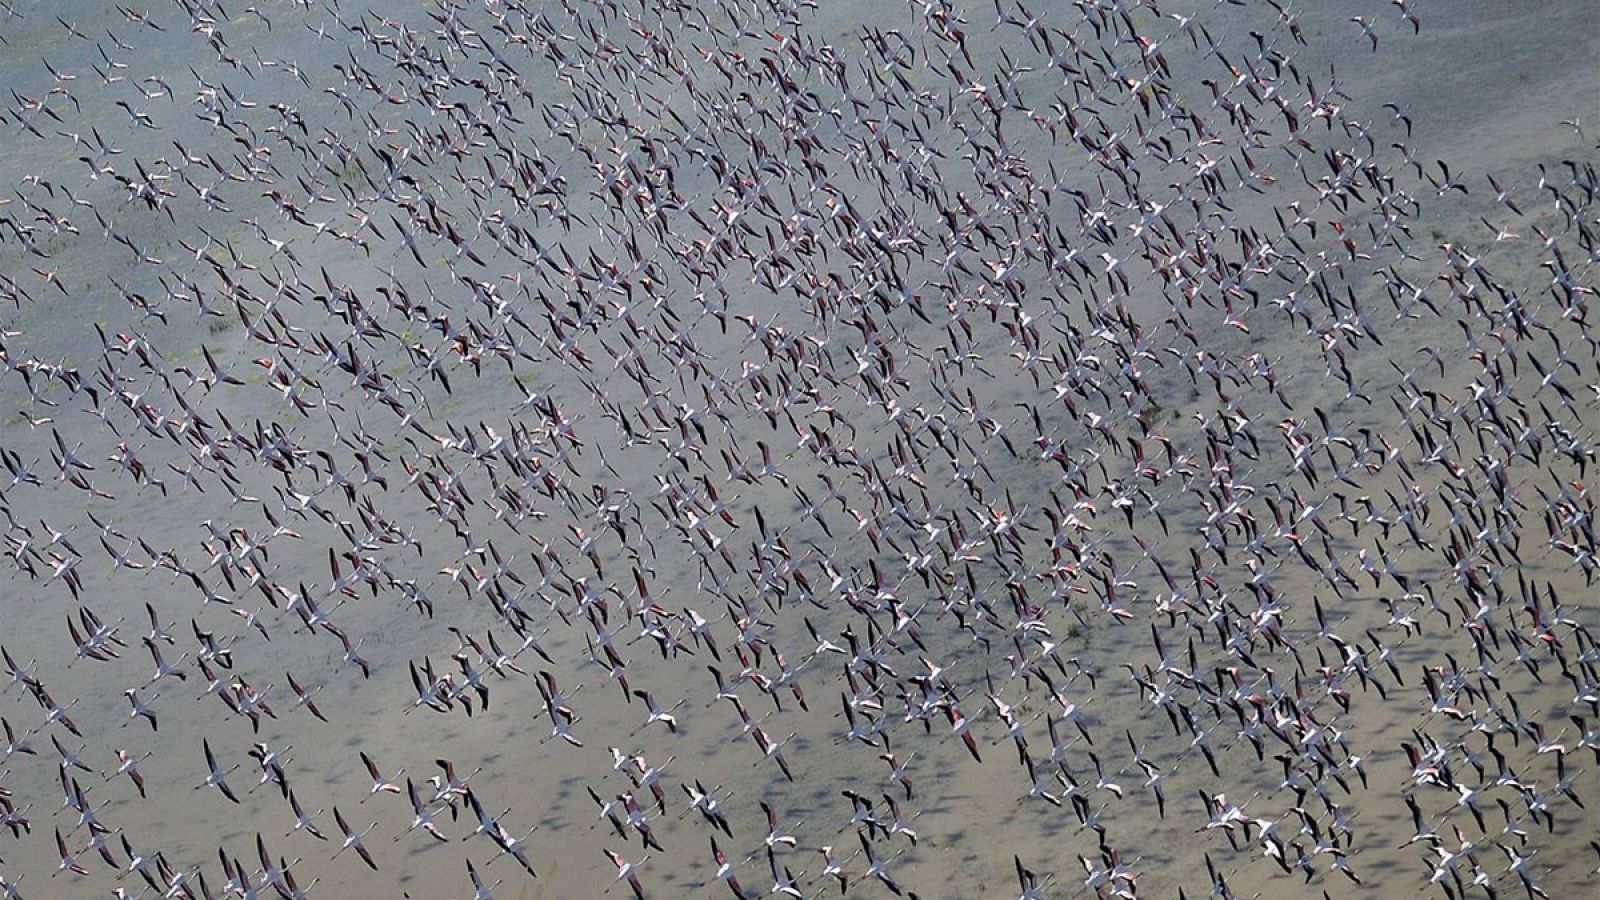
[0, 1, 1597, 899]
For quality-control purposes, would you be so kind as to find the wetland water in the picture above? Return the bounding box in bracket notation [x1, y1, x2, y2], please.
[0, 1, 1597, 898]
